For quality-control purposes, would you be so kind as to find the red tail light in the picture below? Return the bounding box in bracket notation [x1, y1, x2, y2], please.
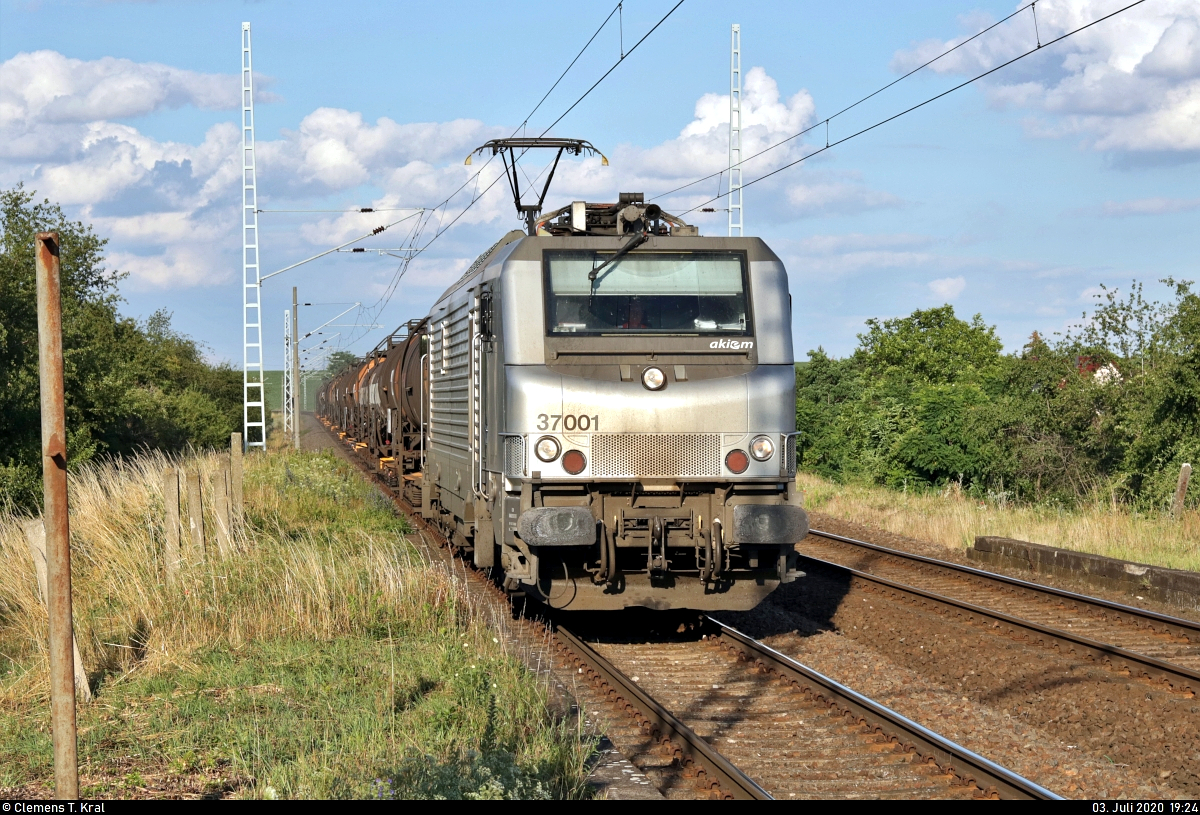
[562, 450, 587, 475]
[725, 449, 749, 474]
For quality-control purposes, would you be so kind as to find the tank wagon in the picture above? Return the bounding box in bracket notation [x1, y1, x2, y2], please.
[320, 177, 807, 611]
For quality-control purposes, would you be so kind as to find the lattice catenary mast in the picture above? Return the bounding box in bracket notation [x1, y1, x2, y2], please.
[282, 309, 293, 437]
[241, 22, 266, 450]
[728, 23, 743, 237]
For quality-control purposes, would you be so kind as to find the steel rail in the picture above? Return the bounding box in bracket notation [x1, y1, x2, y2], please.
[314, 415, 760, 799]
[318, 418, 1058, 799]
[554, 625, 772, 801]
[799, 538, 1199, 696]
[810, 529, 1200, 641]
[706, 618, 1061, 800]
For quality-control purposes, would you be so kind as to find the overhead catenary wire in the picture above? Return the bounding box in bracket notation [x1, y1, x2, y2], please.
[651, 1, 1040, 204]
[404, 0, 691, 248]
[535, 0, 686, 138]
[259, 211, 423, 284]
[333, 0, 689, 354]
[257, 207, 424, 213]
[519, 1, 624, 131]
[405, 0, 687, 227]
[390, 0, 637, 244]
[676, 0, 1149, 217]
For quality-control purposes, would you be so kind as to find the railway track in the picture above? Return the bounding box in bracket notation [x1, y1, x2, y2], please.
[560, 617, 1059, 799]
[800, 530, 1200, 697]
[314, 417, 1057, 799]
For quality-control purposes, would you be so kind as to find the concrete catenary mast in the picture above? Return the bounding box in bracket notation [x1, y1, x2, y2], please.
[282, 309, 293, 438]
[291, 286, 300, 450]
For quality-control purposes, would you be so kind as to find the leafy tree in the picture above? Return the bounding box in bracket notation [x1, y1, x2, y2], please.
[0, 185, 241, 509]
[854, 305, 1003, 385]
[796, 286, 1200, 511]
[325, 350, 358, 376]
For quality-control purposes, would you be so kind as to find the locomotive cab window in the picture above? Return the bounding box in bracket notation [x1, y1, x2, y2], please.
[544, 251, 750, 335]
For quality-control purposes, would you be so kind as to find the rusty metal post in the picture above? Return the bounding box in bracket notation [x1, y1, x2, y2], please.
[163, 467, 181, 577]
[35, 232, 79, 799]
[230, 433, 244, 522]
[1172, 463, 1192, 519]
[186, 469, 205, 560]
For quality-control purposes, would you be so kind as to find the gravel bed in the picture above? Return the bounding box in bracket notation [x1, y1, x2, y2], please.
[716, 568, 1200, 799]
[809, 512, 1200, 624]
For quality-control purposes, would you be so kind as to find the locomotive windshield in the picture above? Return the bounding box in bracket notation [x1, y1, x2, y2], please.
[544, 251, 750, 335]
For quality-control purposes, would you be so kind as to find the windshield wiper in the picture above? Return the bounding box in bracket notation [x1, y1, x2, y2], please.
[588, 230, 649, 290]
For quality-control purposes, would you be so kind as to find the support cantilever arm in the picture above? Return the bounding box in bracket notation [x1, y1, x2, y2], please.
[301, 332, 340, 354]
[259, 211, 422, 284]
[302, 303, 360, 339]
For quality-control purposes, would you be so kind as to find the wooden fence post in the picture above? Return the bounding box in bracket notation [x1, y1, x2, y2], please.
[163, 467, 181, 578]
[230, 433, 244, 523]
[1172, 463, 1192, 519]
[211, 469, 232, 555]
[186, 469, 205, 560]
[22, 521, 92, 704]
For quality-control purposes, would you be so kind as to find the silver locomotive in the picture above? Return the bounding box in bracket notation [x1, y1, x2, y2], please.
[320, 180, 807, 611]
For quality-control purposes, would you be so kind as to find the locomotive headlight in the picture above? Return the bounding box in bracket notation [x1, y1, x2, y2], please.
[642, 366, 666, 390]
[535, 436, 561, 462]
[750, 435, 775, 461]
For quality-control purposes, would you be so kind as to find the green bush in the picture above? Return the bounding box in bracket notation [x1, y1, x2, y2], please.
[0, 185, 241, 510]
[797, 285, 1200, 511]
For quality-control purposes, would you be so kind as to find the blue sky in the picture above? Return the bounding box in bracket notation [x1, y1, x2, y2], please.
[2, 0, 1197, 370]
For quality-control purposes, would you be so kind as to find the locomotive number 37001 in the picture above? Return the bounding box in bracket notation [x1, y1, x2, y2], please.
[537, 414, 600, 431]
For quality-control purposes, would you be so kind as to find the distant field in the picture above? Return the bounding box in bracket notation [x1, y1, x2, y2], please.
[0, 449, 588, 799]
[799, 472, 1200, 573]
[261, 371, 319, 413]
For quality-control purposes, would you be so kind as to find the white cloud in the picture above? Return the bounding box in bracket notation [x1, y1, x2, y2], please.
[1, 52, 897, 289]
[890, 1, 1200, 153]
[775, 233, 940, 277]
[1101, 196, 1200, 215]
[258, 109, 506, 195]
[785, 180, 903, 216]
[0, 49, 243, 125]
[107, 245, 226, 289]
[0, 50, 273, 167]
[395, 256, 476, 288]
[928, 275, 967, 300]
[589, 67, 820, 215]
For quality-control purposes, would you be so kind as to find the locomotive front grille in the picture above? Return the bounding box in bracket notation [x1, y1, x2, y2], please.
[504, 435, 526, 478]
[592, 433, 720, 478]
[783, 435, 798, 477]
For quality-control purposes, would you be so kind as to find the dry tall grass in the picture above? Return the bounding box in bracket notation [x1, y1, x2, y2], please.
[0, 448, 589, 798]
[0, 450, 436, 696]
[799, 472, 1200, 572]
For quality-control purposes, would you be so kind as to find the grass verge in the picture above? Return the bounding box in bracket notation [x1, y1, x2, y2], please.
[799, 472, 1200, 572]
[0, 448, 589, 799]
